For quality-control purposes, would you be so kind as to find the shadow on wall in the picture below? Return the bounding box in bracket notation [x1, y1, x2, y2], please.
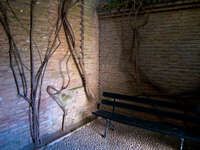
[107, 11, 200, 103]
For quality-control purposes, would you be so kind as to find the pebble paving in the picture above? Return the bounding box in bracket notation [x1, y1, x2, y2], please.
[42, 119, 199, 150]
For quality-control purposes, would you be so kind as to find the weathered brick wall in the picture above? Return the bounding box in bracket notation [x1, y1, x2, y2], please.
[99, 7, 200, 103]
[0, 0, 99, 149]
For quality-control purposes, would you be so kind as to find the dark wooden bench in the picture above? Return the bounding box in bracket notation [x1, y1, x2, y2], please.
[92, 92, 200, 150]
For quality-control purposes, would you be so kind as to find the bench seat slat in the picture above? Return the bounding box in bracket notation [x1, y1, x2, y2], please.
[93, 110, 200, 142]
[101, 100, 200, 124]
[103, 92, 185, 111]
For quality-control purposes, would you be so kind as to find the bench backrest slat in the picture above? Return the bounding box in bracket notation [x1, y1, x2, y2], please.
[101, 99, 200, 124]
[103, 92, 185, 111]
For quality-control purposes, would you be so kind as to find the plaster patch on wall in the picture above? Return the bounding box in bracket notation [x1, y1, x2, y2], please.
[43, 36, 48, 39]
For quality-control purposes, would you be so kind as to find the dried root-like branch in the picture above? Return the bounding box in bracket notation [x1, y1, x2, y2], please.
[0, 0, 69, 146]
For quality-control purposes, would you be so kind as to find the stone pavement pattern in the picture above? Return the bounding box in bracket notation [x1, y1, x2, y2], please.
[43, 119, 199, 150]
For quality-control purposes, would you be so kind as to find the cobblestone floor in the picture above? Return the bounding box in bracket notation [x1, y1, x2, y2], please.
[42, 119, 199, 150]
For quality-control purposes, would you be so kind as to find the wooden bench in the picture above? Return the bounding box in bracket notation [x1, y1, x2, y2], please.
[92, 92, 200, 150]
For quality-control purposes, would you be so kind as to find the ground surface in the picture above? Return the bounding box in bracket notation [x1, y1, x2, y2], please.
[42, 119, 199, 150]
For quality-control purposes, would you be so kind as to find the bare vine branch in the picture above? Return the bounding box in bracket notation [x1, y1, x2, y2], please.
[1, 0, 96, 146]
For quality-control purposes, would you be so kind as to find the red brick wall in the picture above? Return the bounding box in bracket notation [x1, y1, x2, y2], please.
[99, 7, 200, 103]
[0, 0, 99, 149]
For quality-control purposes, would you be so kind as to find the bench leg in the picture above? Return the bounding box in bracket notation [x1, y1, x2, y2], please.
[180, 138, 184, 150]
[110, 122, 115, 131]
[104, 119, 111, 138]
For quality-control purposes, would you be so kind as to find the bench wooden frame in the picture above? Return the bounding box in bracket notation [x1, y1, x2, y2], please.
[92, 92, 200, 150]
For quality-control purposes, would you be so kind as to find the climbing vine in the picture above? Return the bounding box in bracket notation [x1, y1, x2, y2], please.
[115, 0, 151, 95]
[0, 0, 94, 147]
[47, 0, 96, 131]
[99, 0, 200, 100]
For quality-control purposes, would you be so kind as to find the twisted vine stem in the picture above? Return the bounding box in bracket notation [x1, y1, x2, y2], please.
[0, 0, 94, 147]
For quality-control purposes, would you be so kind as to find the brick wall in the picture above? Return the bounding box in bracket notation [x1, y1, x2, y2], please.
[99, 7, 200, 103]
[0, 0, 99, 149]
